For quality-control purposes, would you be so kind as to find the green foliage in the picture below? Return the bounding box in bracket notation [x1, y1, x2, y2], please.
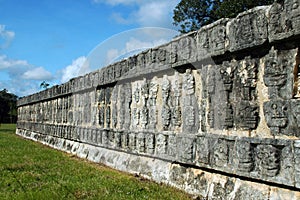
[40, 81, 50, 89]
[0, 125, 192, 200]
[0, 89, 18, 123]
[173, 0, 274, 33]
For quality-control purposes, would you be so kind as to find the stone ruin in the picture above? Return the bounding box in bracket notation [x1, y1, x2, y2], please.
[16, 1, 300, 199]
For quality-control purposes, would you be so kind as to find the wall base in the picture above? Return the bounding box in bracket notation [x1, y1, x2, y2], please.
[16, 128, 300, 199]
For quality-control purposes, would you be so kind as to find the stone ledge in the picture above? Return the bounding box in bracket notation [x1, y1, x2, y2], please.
[16, 125, 299, 189]
[16, 128, 300, 199]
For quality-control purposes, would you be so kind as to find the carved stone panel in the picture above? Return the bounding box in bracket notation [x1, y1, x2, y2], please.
[140, 79, 148, 129]
[182, 69, 198, 132]
[171, 72, 182, 128]
[111, 86, 119, 129]
[177, 137, 194, 163]
[114, 131, 121, 148]
[148, 77, 158, 130]
[197, 19, 228, 60]
[263, 47, 296, 100]
[196, 137, 210, 165]
[162, 75, 171, 130]
[121, 132, 129, 150]
[119, 83, 132, 130]
[264, 100, 289, 135]
[145, 133, 155, 155]
[167, 134, 177, 158]
[255, 145, 281, 177]
[228, 7, 268, 52]
[102, 130, 108, 146]
[128, 132, 136, 151]
[236, 141, 254, 173]
[136, 133, 145, 153]
[174, 34, 197, 66]
[264, 99, 300, 137]
[269, 0, 300, 42]
[156, 134, 168, 155]
[212, 139, 229, 168]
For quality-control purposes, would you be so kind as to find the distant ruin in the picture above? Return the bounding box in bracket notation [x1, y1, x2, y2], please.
[17, 1, 300, 199]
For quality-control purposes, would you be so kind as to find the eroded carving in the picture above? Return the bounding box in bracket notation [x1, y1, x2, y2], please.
[264, 100, 288, 135]
[162, 75, 171, 130]
[264, 47, 287, 98]
[171, 72, 182, 128]
[177, 137, 194, 163]
[255, 145, 280, 177]
[236, 141, 254, 172]
[183, 69, 196, 132]
[213, 139, 229, 167]
[140, 79, 148, 129]
[196, 137, 210, 164]
[148, 77, 158, 129]
[156, 134, 167, 155]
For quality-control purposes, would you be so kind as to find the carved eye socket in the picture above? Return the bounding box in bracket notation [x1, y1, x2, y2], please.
[282, 106, 288, 111]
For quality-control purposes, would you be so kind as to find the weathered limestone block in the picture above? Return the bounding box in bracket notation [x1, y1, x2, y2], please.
[155, 133, 168, 156]
[145, 133, 155, 155]
[195, 136, 210, 165]
[228, 6, 268, 52]
[171, 32, 197, 68]
[268, 0, 300, 42]
[263, 47, 297, 100]
[136, 132, 145, 153]
[235, 141, 254, 173]
[182, 69, 199, 133]
[148, 77, 158, 130]
[114, 131, 121, 148]
[255, 144, 281, 177]
[171, 71, 182, 129]
[167, 134, 177, 158]
[197, 18, 229, 59]
[177, 136, 194, 163]
[162, 75, 171, 130]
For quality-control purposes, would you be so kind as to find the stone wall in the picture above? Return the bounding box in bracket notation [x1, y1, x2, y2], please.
[16, 1, 300, 199]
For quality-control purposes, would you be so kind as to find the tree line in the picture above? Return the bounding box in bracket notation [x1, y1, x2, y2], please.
[0, 89, 18, 124]
[173, 0, 274, 33]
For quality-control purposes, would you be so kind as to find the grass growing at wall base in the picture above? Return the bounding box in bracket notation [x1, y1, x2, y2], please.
[0, 124, 192, 200]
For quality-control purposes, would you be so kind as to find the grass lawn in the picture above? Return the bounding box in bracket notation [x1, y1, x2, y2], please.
[0, 124, 192, 200]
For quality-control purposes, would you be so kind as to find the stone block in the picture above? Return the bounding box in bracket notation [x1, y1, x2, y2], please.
[197, 18, 229, 60]
[228, 6, 268, 52]
[268, 0, 300, 42]
[176, 136, 195, 163]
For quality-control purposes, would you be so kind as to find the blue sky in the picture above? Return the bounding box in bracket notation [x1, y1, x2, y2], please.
[0, 0, 180, 97]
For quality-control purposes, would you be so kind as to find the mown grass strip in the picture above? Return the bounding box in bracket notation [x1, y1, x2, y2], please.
[0, 124, 192, 200]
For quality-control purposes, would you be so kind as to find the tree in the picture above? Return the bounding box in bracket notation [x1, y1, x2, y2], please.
[40, 81, 50, 89]
[173, 0, 274, 33]
[0, 89, 18, 124]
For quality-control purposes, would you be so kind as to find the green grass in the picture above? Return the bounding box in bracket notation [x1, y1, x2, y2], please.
[0, 124, 192, 200]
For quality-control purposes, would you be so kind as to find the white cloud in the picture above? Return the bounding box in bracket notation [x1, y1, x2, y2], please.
[22, 67, 53, 81]
[60, 56, 88, 83]
[0, 55, 29, 69]
[93, 0, 180, 28]
[0, 54, 56, 96]
[0, 25, 15, 49]
[135, 1, 178, 28]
